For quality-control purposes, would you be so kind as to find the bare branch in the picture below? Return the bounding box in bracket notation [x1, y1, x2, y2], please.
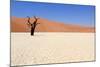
[34, 16, 36, 19]
[27, 22, 31, 28]
[27, 16, 32, 25]
[33, 16, 39, 20]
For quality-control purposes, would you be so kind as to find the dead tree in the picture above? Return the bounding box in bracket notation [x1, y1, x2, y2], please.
[27, 16, 40, 36]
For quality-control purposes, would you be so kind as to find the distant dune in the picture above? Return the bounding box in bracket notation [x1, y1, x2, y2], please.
[11, 16, 95, 32]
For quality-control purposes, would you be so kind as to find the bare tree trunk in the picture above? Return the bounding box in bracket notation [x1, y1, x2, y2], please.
[31, 25, 37, 36]
[31, 27, 35, 36]
[27, 16, 40, 36]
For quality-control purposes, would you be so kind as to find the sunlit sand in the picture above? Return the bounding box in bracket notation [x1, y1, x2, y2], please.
[11, 32, 95, 66]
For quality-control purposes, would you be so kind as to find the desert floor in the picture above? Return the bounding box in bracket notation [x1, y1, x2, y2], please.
[11, 32, 95, 66]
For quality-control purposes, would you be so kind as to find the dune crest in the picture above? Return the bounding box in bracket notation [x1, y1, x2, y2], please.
[11, 17, 95, 32]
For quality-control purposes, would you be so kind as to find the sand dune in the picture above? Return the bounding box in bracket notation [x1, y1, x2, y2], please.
[11, 16, 95, 32]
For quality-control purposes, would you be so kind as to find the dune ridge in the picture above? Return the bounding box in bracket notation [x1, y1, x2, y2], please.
[11, 16, 95, 32]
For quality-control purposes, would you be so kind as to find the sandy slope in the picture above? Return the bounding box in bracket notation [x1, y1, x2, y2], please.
[11, 17, 95, 32]
[11, 32, 95, 66]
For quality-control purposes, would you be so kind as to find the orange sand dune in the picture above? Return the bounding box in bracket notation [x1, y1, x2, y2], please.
[11, 17, 95, 32]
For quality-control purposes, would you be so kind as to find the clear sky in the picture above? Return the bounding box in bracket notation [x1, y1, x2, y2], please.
[11, 0, 95, 27]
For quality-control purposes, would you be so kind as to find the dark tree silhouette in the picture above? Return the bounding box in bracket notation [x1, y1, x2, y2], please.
[27, 16, 40, 36]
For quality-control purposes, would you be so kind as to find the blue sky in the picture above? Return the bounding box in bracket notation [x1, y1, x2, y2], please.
[11, 0, 95, 27]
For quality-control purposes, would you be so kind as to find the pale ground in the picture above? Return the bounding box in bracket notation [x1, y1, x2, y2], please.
[11, 32, 95, 66]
